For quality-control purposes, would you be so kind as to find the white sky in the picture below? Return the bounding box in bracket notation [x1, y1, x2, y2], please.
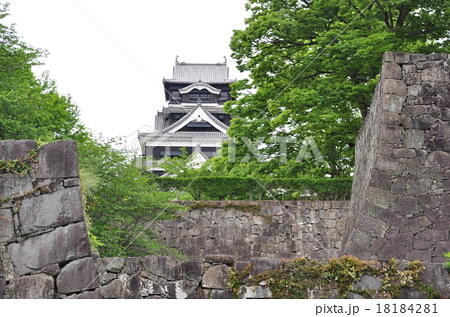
[5, 0, 249, 150]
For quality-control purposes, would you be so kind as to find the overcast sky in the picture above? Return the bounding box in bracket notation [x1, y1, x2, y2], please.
[6, 0, 249, 150]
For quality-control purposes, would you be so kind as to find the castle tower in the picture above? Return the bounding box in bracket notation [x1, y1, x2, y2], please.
[138, 58, 235, 175]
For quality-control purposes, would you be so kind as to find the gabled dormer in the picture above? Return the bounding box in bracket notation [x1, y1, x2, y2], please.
[160, 100, 228, 134]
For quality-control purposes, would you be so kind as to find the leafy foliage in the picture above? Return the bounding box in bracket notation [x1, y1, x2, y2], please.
[78, 136, 182, 257]
[223, 0, 450, 177]
[444, 252, 450, 273]
[152, 176, 352, 200]
[0, 4, 88, 142]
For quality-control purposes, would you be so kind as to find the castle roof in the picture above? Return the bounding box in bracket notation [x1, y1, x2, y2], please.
[163, 61, 235, 84]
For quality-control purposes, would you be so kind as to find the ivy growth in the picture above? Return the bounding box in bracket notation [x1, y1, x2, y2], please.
[228, 256, 441, 299]
[444, 253, 450, 273]
[0, 149, 37, 175]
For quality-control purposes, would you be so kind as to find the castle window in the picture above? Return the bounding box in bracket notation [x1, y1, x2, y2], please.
[190, 93, 210, 102]
[171, 91, 181, 102]
[218, 91, 229, 101]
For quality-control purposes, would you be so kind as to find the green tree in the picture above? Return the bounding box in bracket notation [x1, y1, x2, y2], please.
[223, 0, 450, 177]
[0, 3, 87, 142]
[78, 136, 181, 257]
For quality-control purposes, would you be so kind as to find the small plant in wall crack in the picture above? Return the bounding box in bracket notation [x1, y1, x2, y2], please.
[0, 149, 37, 175]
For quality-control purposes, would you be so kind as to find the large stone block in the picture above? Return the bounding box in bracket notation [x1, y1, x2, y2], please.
[201, 264, 230, 289]
[142, 255, 181, 281]
[240, 285, 272, 299]
[56, 257, 99, 294]
[383, 79, 407, 96]
[98, 257, 125, 273]
[0, 174, 33, 199]
[181, 260, 203, 281]
[353, 275, 382, 291]
[167, 280, 198, 299]
[7, 222, 91, 275]
[0, 208, 15, 243]
[100, 278, 126, 299]
[250, 257, 282, 276]
[0, 140, 37, 161]
[19, 187, 84, 235]
[37, 140, 79, 179]
[7, 274, 54, 299]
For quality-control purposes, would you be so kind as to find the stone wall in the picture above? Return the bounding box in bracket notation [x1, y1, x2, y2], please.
[342, 52, 450, 263]
[0, 140, 94, 299]
[2, 50, 450, 299]
[150, 200, 348, 261]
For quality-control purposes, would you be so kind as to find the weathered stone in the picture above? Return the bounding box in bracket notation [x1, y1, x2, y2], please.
[0, 140, 37, 161]
[396, 197, 419, 216]
[355, 214, 389, 238]
[399, 288, 428, 299]
[19, 187, 84, 235]
[413, 114, 436, 130]
[367, 187, 397, 209]
[384, 79, 407, 95]
[375, 155, 405, 175]
[0, 174, 33, 200]
[181, 260, 203, 281]
[383, 94, 406, 113]
[369, 169, 392, 190]
[414, 240, 433, 250]
[425, 151, 450, 167]
[7, 274, 54, 299]
[405, 129, 425, 149]
[0, 278, 5, 299]
[211, 289, 233, 299]
[63, 177, 80, 187]
[407, 85, 422, 96]
[421, 263, 450, 297]
[250, 257, 282, 276]
[0, 208, 15, 243]
[139, 278, 166, 297]
[416, 229, 445, 241]
[56, 257, 99, 294]
[353, 275, 382, 291]
[393, 52, 410, 64]
[100, 278, 126, 299]
[384, 62, 402, 79]
[42, 263, 61, 277]
[142, 255, 181, 281]
[167, 280, 198, 299]
[201, 264, 230, 289]
[393, 149, 416, 158]
[37, 140, 79, 179]
[125, 274, 142, 299]
[405, 250, 431, 262]
[406, 176, 432, 195]
[348, 292, 365, 299]
[98, 257, 125, 273]
[421, 66, 450, 82]
[409, 216, 432, 233]
[100, 272, 116, 285]
[417, 60, 443, 70]
[433, 241, 450, 262]
[240, 285, 272, 299]
[124, 257, 141, 274]
[7, 222, 91, 275]
[378, 241, 407, 260]
[204, 254, 234, 265]
[66, 289, 101, 299]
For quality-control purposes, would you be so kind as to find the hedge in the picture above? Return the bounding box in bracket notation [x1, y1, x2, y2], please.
[151, 177, 352, 201]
